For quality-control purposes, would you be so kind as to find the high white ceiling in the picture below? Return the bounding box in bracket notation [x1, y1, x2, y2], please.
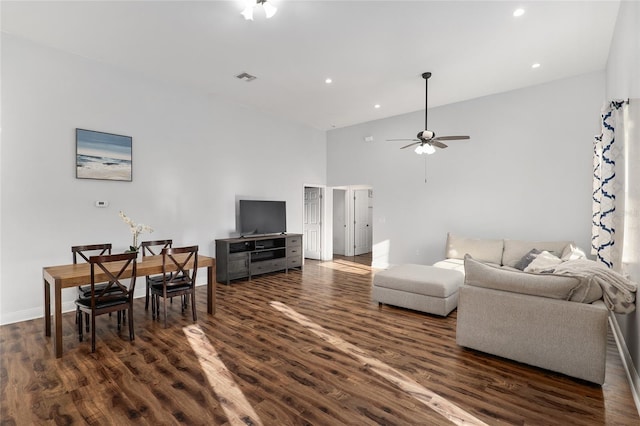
[1, 0, 621, 130]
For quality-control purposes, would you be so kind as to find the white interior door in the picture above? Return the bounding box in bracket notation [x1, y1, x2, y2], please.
[354, 189, 371, 256]
[332, 189, 347, 255]
[304, 187, 322, 259]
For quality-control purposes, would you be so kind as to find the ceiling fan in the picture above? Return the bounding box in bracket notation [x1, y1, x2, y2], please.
[388, 72, 469, 154]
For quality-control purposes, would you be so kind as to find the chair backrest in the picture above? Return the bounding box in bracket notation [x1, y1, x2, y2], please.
[162, 246, 198, 286]
[141, 239, 173, 257]
[72, 243, 112, 264]
[89, 252, 137, 306]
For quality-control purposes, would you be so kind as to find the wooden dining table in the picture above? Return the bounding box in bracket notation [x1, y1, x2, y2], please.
[43, 254, 216, 358]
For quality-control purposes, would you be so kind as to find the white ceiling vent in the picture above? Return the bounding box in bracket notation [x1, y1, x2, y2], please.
[236, 72, 257, 82]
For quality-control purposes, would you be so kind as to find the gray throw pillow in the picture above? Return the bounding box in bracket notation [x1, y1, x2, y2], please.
[514, 248, 541, 270]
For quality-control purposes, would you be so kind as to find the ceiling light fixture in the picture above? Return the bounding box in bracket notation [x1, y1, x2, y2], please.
[532, 63, 541, 69]
[236, 72, 257, 82]
[325, 78, 332, 84]
[414, 144, 436, 155]
[374, 104, 381, 109]
[513, 8, 525, 17]
[241, 0, 278, 21]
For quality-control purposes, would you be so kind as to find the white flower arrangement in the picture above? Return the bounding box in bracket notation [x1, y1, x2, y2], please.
[119, 211, 153, 253]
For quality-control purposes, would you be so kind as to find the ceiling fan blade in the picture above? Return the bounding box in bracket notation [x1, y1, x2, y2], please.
[400, 142, 421, 149]
[430, 140, 448, 149]
[433, 135, 470, 141]
[387, 138, 420, 142]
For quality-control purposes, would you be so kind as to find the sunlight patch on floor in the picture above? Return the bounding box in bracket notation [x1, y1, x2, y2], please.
[183, 324, 263, 426]
[270, 301, 488, 426]
[318, 259, 370, 275]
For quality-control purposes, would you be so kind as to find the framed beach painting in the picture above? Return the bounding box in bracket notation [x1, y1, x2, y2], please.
[76, 128, 132, 181]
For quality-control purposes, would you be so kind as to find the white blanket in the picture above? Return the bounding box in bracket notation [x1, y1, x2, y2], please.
[550, 259, 637, 314]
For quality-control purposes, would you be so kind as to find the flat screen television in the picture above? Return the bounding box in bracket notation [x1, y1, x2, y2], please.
[239, 200, 287, 236]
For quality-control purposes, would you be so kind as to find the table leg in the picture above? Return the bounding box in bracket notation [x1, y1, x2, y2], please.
[207, 265, 216, 315]
[54, 283, 63, 358]
[44, 278, 51, 336]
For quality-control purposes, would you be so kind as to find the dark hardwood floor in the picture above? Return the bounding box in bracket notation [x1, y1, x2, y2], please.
[1, 257, 638, 425]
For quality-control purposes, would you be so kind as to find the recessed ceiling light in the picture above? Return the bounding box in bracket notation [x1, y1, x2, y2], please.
[513, 8, 525, 17]
[325, 78, 332, 84]
[531, 63, 541, 69]
[374, 104, 381, 109]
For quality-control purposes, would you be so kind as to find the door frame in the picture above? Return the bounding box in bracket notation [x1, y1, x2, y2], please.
[302, 184, 332, 261]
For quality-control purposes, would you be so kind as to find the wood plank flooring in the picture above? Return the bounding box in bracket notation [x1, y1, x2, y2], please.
[1, 257, 638, 425]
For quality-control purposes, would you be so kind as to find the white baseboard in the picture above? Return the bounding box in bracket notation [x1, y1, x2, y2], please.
[0, 306, 52, 325]
[609, 314, 640, 416]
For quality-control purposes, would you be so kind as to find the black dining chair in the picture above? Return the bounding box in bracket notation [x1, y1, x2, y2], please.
[140, 239, 173, 310]
[72, 243, 117, 329]
[75, 252, 137, 353]
[150, 246, 198, 328]
[73, 243, 112, 295]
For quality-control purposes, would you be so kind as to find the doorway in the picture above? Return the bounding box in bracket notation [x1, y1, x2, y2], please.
[331, 185, 373, 259]
[353, 189, 373, 256]
[304, 186, 323, 260]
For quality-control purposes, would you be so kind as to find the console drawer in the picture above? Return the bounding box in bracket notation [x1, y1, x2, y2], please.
[287, 246, 301, 257]
[251, 258, 286, 275]
[287, 257, 302, 268]
[287, 236, 302, 247]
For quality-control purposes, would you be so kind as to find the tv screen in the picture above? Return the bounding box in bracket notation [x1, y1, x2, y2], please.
[239, 200, 286, 236]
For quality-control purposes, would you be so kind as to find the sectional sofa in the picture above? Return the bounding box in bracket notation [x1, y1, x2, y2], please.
[447, 234, 613, 384]
[374, 233, 614, 384]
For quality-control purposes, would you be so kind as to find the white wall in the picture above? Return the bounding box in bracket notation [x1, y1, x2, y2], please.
[606, 0, 640, 399]
[0, 35, 326, 324]
[327, 72, 604, 268]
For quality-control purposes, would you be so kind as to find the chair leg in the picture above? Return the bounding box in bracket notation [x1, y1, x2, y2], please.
[191, 289, 197, 322]
[128, 305, 135, 342]
[85, 313, 90, 333]
[91, 314, 96, 353]
[152, 294, 157, 320]
[145, 281, 150, 310]
[78, 309, 83, 342]
[163, 295, 168, 328]
[117, 311, 122, 331]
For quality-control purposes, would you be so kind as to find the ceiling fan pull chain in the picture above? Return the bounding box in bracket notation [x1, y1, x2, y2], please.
[424, 156, 428, 183]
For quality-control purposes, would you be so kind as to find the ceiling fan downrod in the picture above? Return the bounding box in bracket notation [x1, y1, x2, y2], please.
[422, 72, 431, 131]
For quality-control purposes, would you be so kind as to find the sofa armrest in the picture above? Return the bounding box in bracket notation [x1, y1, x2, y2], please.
[456, 285, 608, 384]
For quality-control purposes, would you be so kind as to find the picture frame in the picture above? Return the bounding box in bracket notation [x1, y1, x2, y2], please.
[76, 128, 132, 181]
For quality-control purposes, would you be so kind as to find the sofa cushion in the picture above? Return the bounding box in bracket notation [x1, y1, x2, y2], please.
[464, 255, 584, 301]
[445, 233, 503, 264]
[513, 248, 541, 270]
[433, 258, 465, 274]
[373, 264, 463, 298]
[523, 250, 563, 273]
[502, 239, 572, 268]
[561, 243, 587, 261]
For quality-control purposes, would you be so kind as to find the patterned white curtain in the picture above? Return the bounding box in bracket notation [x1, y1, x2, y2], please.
[591, 100, 629, 271]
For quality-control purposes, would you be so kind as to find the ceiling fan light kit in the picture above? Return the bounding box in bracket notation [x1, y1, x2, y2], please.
[415, 144, 436, 155]
[241, 0, 277, 21]
[387, 72, 470, 155]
